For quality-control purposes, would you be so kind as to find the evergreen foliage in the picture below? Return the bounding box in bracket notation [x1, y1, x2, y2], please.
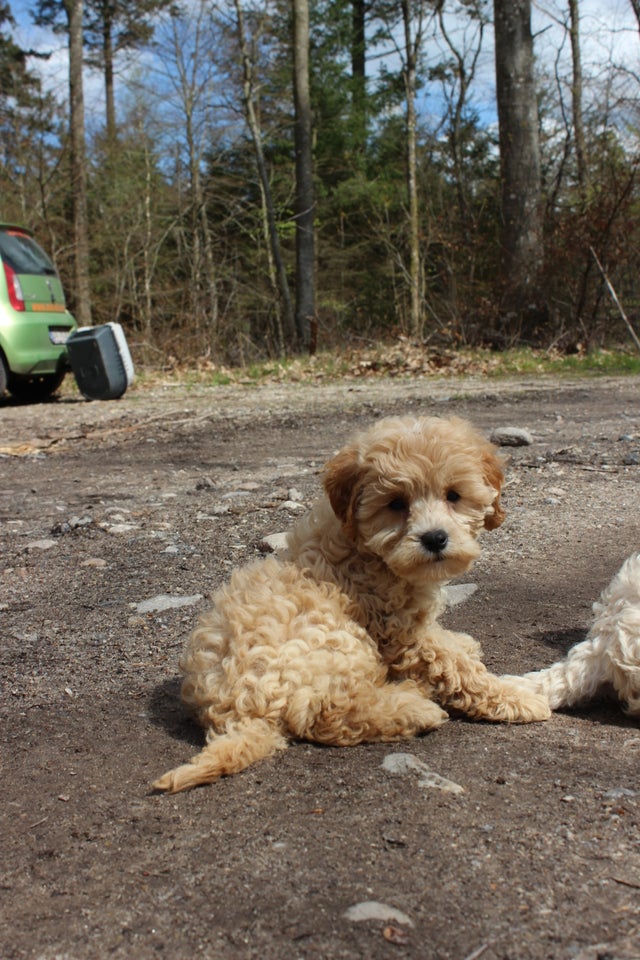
[1, 0, 639, 364]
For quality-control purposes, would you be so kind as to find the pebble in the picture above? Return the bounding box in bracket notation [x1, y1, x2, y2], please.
[382, 752, 465, 794]
[98, 522, 139, 535]
[81, 558, 108, 568]
[280, 500, 306, 512]
[134, 594, 203, 614]
[344, 901, 414, 927]
[603, 787, 637, 800]
[26, 539, 58, 551]
[490, 427, 534, 447]
[444, 583, 477, 608]
[258, 533, 289, 554]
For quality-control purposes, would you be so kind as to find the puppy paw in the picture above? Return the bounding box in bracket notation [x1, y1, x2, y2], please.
[495, 681, 552, 723]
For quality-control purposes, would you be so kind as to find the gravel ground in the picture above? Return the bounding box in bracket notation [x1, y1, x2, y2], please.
[1, 372, 639, 960]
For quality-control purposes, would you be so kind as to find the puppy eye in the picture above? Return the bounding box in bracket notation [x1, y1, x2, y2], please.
[388, 496, 409, 512]
[446, 490, 461, 503]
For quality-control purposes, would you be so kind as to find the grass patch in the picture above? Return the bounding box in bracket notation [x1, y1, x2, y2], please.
[69, 342, 640, 397]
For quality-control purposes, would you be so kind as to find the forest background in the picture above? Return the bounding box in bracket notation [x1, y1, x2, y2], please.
[1, 0, 640, 370]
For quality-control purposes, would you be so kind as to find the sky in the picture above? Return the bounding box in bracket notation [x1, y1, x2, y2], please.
[6, 0, 640, 134]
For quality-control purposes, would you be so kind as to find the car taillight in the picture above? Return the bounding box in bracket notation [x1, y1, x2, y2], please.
[3, 261, 25, 311]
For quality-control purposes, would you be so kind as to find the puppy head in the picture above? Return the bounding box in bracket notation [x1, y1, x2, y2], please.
[324, 416, 504, 583]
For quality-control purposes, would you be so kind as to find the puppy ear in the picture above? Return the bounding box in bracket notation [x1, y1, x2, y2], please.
[482, 449, 505, 530]
[323, 445, 361, 536]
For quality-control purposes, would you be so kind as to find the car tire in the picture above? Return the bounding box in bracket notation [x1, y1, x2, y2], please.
[8, 370, 66, 403]
[0, 355, 7, 398]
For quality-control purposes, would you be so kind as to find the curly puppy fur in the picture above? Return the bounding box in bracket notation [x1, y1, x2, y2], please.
[521, 553, 640, 715]
[154, 415, 550, 793]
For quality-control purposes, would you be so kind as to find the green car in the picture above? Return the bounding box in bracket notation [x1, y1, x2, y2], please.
[0, 223, 77, 401]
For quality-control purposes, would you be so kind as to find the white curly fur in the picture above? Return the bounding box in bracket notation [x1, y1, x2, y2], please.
[154, 415, 550, 793]
[522, 553, 640, 715]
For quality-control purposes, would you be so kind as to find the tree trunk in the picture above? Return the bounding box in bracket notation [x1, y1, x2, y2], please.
[103, 9, 116, 144]
[568, 0, 587, 197]
[67, 0, 92, 326]
[292, 0, 315, 351]
[401, 0, 422, 339]
[493, 0, 543, 340]
[351, 0, 367, 159]
[234, 0, 295, 352]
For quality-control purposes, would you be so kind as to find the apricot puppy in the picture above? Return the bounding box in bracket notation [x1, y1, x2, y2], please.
[154, 415, 549, 793]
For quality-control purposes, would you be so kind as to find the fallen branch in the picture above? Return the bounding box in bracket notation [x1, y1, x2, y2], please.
[590, 246, 640, 352]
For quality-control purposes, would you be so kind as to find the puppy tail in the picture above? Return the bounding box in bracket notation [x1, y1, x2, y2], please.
[153, 719, 288, 794]
[522, 638, 605, 710]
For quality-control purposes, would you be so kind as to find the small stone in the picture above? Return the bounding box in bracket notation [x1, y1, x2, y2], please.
[344, 901, 414, 927]
[195, 476, 216, 490]
[490, 427, 534, 447]
[603, 787, 637, 800]
[81, 558, 108, 568]
[258, 533, 289, 555]
[99, 523, 139, 535]
[287, 488, 304, 502]
[26, 539, 57, 551]
[135, 594, 203, 614]
[444, 583, 477, 608]
[382, 753, 465, 794]
[280, 500, 306, 512]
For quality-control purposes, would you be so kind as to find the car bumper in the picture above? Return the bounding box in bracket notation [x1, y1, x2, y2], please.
[0, 311, 77, 375]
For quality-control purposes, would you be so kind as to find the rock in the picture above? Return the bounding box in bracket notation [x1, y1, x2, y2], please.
[51, 515, 94, 536]
[26, 539, 58, 551]
[287, 487, 304, 502]
[344, 901, 414, 927]
[280, 500, 306, 512]
[490, 426, 534, 447]
[443, 583, 477, 607]
[258, 533, 289, 555]
[603, 787, 637, 800]
[382, 752, 465, 794]
[98, 522, 139, 535]
[195, 476, 217, 490]
[134, 594, 203, 614]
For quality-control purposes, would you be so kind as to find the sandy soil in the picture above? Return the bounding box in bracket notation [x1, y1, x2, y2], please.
[1, 373, 639, 960]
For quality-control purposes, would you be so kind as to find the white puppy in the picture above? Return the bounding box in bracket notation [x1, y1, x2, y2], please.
[523, 553, 640, 715]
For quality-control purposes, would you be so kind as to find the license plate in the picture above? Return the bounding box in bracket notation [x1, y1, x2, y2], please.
[49, 329, 71, 345]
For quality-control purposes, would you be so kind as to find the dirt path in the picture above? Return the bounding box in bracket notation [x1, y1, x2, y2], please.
[1, 374, 639, 960]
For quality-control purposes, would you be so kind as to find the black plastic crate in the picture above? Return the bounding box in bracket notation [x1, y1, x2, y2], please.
[66, 323, 134, 401]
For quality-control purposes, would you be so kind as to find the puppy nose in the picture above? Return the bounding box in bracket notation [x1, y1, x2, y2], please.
[421, 529, 449, 554]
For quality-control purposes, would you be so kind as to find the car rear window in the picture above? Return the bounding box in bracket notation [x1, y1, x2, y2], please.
[0, 230, 57, 276]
